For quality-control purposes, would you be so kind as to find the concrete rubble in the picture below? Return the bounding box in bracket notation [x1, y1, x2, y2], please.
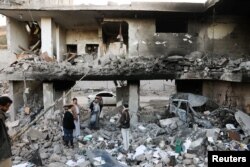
[6, 94, 250, 167]
[1, 51, 250, 81]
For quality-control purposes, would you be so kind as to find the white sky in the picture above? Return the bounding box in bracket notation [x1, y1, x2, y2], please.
[0, 14, 6, 26]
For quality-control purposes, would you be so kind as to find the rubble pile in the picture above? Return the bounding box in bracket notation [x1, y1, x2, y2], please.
[8, 98, 250, 167]
[2, 51, 250, 81]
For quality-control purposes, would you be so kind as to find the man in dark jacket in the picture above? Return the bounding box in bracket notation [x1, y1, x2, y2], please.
[119, 103, 130, 152]
[89, 96, 103, 130]
[63, 104, 75, 148]
[0, 96, 13, 167]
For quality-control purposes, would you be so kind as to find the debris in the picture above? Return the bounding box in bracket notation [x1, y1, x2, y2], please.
[86, 149, 125, 167]
[12, 162, 35, 167]
[6, 120, 20, 128]
[228, 130, 241, 141]
[235, 110, 250, 136]
[40, 52, 54, 62]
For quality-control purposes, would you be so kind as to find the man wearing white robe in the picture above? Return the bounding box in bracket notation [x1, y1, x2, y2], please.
[72, 98, 81, 137]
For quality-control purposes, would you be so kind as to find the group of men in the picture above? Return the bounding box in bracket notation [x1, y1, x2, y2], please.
[0, 95, 131, 167]
[61, 96, 131, 153]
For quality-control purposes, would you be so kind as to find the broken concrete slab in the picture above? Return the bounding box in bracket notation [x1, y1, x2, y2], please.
[27, 128, 47, 140]
[159, 117, 180, 128]
[235, 110, 250, 136]
[6, 120, 20, 128]
[86, 149, 127, 167]
[133, 145, 147, 161]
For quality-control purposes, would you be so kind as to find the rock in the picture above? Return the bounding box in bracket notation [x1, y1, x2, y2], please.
[27, 128, 47, 140]
[159, 140, 165, 149]
[187, 165, 196, 167]
[78, 160, 91, 167]
[193, 157, 200, 164]
[49, 153, 61, 162]
[159, 117, 180, 128]
[190, 137, 205, 150]
[138, 125, 147, 132]
[144, 151, 153, 161]
[53, 144, 62, 154]
[158, 150, 170, 164]
[206, 128, 220, 143]
[14, 156, 22, 160]
[228, 130, 241, 141]
[154, 162, 163, 167]
[133, 145, 147, 160]
[184, 153, 196, 159]
[185, 51, 203, 62]
[183, 159, 192, 165]
[40, 153, 50, 159]
[207, 145, 213, 151]
[48, 162, 67, 167]
[43, 142, 52, 148]
[178, 155, 183, 160]
[167, 55, 184, 62]
[226, 124, 236, 130]
[235, 110, 250, 136]
[203, 111, 210, 115]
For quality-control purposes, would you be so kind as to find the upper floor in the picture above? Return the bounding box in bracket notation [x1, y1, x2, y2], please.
[0, 0, 250, 81]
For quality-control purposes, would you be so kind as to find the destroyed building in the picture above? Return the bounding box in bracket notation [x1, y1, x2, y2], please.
[1, 0, 250, 122]
[1, 0, 250, 166]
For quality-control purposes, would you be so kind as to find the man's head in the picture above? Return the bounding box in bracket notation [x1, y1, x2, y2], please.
[0, 96, 13, 112]
[94, 96, 101, 103]
[73, 97, 78, 104]
[123, 103, 128, 109]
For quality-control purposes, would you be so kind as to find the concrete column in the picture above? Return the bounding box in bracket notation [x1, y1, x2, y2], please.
[41, 17, 53, 57]
[43, 83, 54, 113]
[116, 86, 129, 107]
[8, 81, 16, 121]
[56, 25, 66, 62]
[128, 80, 140, 126]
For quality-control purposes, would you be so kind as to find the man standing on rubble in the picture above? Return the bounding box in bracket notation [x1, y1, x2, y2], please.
[63, 104, 75, 148]
[119, 103, 130, 153]
[0, 96, 13, 167]
[89, 96, 103, 130]
[72, 98, 81, 137]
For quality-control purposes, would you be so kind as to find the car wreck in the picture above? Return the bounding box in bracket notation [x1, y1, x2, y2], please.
[167, 93, 230, 128]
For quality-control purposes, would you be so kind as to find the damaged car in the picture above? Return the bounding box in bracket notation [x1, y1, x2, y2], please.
[167, 93, 220, 128]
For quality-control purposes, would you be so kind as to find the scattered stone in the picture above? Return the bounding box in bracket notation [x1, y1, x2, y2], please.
[184, 153, 196, 159]
[53, 144, 62, 154]
[183, 159, 192, 165]
[235, 110, 250, 136]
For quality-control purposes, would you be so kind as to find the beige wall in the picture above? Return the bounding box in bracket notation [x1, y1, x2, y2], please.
[0, 50, 15, 69]
[66, 29, 101, 55]
[203, 81, 250, 113]
[7, 17, 29, 54]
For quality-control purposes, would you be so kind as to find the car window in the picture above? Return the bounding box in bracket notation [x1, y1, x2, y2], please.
[97, 93, 113, 97]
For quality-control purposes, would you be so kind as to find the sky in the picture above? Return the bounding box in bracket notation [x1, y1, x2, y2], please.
[0, 14, 6, 26]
